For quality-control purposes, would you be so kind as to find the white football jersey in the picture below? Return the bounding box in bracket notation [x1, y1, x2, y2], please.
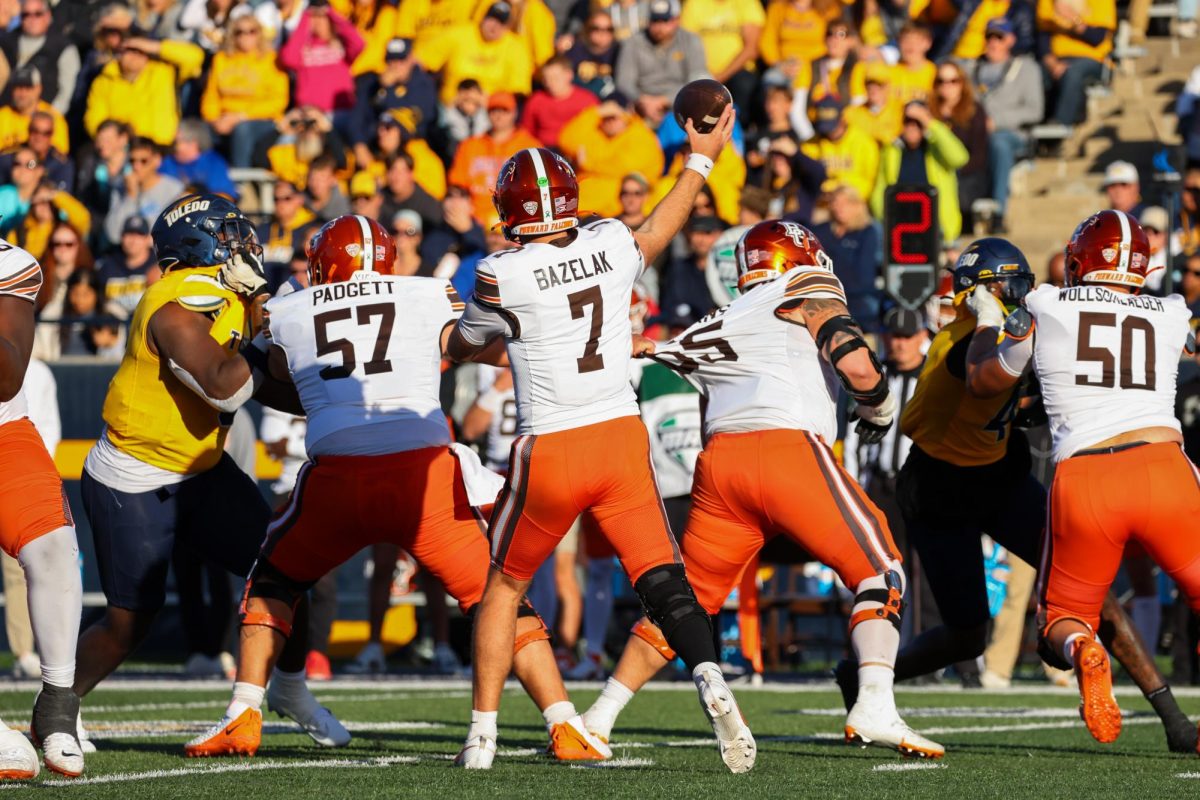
[456, 218, 642, 435]
[266, 272, 464, 457]
[1024, 283, 1192, 461]
[0, 239, 42, 428]
[653, 266, 846, 442]
[475, 364, 518, 470]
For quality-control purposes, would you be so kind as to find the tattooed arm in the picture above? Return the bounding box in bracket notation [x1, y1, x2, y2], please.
[777, 297, 884, 395]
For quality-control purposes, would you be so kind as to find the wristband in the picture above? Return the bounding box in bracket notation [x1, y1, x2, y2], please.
[475, 387, 504, 414]
[684, 153, 714, 180]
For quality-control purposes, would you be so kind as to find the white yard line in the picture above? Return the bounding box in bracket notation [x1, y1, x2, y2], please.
[872, 762, 947, 772]
[572, 758, 655, 769]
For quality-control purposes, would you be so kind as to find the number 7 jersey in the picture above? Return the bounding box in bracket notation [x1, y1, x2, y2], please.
[1023, 283, 1192, 461]
[456, 218, 643, 435]
[265, 272, 464, 457]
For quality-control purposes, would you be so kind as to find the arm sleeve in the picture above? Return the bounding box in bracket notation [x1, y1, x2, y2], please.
[997, 329, 1034, 376]
[925, 119, 969, 170]
[52, 45, 80, 114]
[456, 300, 511, 344]
[158, 40, 206, 81]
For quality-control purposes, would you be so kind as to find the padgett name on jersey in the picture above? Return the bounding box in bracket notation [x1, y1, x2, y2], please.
[532, 251, 615, 291]
[310, 280, 397, 305]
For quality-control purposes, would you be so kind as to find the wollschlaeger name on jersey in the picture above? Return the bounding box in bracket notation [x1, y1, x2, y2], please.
[266, 272, 464, 457]
[1025, 283, 1192, 462]
[653, 265, 845, 443]
[460, 218, 643, 435]
[0, 238, 42, 428]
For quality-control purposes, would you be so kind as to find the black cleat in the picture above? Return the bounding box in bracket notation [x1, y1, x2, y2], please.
[833, 659, 858, 712]
[1165, 719, 1199, 754]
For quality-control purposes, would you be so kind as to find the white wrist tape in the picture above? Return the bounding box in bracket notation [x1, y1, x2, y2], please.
[684, 153, 714, 180]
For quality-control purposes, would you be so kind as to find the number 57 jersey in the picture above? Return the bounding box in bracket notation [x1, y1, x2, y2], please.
[653, 266, 846, 443]
[1024, 283, 1192, 461]
[457, 218, 643, 435]
[265, 272, 464, 457]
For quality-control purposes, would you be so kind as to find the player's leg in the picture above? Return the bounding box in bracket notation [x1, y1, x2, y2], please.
[590, 420, 755, 773]
[1037, 456, 1129, 744]
[345, 543, 399, 675]
[584, 484, 759, 745]
[570, 514, 616, 679]
[553, 523, 583, 663]
[0, 420, 85, 777]
[775, 431, 941, 758]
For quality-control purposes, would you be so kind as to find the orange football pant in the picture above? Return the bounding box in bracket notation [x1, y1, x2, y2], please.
[488, 415, 680, 583]
[0, 418, 72, 558]
[681, 429, 900, 613]
[1039, 442, 1200, 635]
[263, 446, 490, 611]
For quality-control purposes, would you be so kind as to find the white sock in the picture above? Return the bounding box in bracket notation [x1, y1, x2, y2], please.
[541, 700, 577, 730]
[691, 661, 721, 682]
[1130, 597, 1161, 652]
[19, 527, 81, 689]
[468, 709, 498, 739]
[583, 559, 615, 658]
[226, 682, 266, 719]
[1063, 632, 1089, 666]
[584, 678, 634, 739]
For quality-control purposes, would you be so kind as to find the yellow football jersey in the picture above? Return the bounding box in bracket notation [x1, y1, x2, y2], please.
[900, 301, 1021, 467]
[102, 266, 250, 474]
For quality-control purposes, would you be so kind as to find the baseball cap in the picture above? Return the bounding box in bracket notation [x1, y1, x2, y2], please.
[985, 17, 1014, 35]
[484, 1, 511, 22]
[122, 215, 150, 235]
[864, 64, 891, 86]
[811, 96, 845, 138]
[349, 171, 377, 199]
[1102, 160, 1139, 187]
[392, 209, 423, 235]
[1139, 205, 1169, 232]
[648, 0, 680, 21]
[11, 65, 40, 88]
[384, 37, 413, 60]
[884, 307, 926, 337]
[486, 91, 517, 111]
[597, 91, 630, 116]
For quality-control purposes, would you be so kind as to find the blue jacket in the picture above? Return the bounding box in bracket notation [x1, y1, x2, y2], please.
[0, 186, 29, 235]
[354, 67, 439, 142]
[810, 220, 884, 331]
[160, 151, 239, 201]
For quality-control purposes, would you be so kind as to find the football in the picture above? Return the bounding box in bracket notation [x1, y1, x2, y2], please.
[672, 79, 733, 134]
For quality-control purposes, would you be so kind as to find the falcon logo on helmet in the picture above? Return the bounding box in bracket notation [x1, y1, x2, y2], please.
[307, 214, 397, 286]
[734, 220, 833, 293]
[1065, 209, 1152, 290]
[493, 148, 579, 240]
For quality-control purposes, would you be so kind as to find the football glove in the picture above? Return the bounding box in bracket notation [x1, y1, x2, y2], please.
[219, 249, 269, 299]
[965, 284, 1006, 329]
[853, 391, 896, 445]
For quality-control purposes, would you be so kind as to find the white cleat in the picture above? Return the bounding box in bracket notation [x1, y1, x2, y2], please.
[41, 732, 84, 777]
[454, 734, 497, 769]
[694, 667, 756, 774]
[844, 703, 944, 759]
[76, 714, 96, 755]
[266, 682, 351, 748]
[0, 730, 38, 781]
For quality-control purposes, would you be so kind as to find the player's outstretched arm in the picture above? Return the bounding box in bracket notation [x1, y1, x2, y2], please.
[964, 286, 1029, 398]
[632, 105, 735, 265]
[149, 302, 259, 411]
[0, 295, 34, 402]
[247, 344, 304, 415]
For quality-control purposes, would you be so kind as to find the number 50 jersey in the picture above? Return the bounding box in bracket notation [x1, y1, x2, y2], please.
[653, 265, 846, 444]
[456, 218, 643, 435]
[265, 272, 464, 457]
[1023, 283, 1191, 462]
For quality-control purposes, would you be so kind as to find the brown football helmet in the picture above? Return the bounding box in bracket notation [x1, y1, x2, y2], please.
[734, 220, 833, 292]
[492, 147, 579, 240]
[307, 215, 396, 286]
[1064, 209, 1151, 290]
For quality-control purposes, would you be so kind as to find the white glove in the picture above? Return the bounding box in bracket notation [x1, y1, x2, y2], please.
[219, 249, 268, 299]
[853, 392, 896, 445]
[965, 284, 1006, 329]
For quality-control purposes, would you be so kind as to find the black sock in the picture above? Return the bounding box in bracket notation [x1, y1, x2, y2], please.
[665, 615, 719, 671]
[1147, 685, 1189, 724]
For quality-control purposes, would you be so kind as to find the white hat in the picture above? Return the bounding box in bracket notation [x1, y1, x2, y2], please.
[1102, 160, 1139, 187]
[1139, 205, 1169, 232]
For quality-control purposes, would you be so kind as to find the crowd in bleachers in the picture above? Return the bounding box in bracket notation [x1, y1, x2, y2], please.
[0, 0, 1194, 356]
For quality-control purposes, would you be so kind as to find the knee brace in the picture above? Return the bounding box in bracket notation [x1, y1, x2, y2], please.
[514, 598, 551, 654]
[240, 560, 306, 638]
[631, 618, 676, 661]
[849, 569, 905, 634]
[632, 564, 709, 644]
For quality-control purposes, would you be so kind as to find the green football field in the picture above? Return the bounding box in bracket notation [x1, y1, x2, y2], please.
[2, 678, 1200, 798]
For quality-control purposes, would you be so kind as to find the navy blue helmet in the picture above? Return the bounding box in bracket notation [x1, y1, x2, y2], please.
[151, 194, 261, 271]
[952, 237, 1034, 309]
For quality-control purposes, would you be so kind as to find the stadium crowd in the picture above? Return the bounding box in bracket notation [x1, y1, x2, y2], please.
[4, 0, 1200, 684]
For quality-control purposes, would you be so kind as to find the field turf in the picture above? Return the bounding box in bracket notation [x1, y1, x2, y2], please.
[2, 678, 1200, 798]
